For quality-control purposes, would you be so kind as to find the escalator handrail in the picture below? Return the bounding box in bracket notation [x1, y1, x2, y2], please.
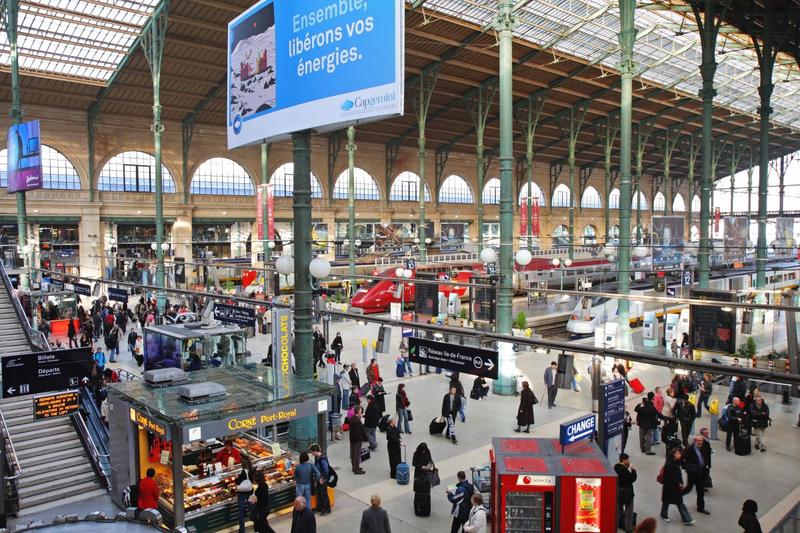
[79, 388, 109, 447]
[72, 409, 110, 490]
[0, 260, 50, 351]
[0, 409, 22, 480]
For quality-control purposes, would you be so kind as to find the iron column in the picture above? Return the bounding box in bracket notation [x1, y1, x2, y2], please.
[347, 126, 356, 277]
[5, 0, 28, 291]
[289, 130, 316, 450]
[617, 0, 636, 342]
[261, 142, 270, 296]
[494, 0, 516, 395]
[414, 70, 438, 261]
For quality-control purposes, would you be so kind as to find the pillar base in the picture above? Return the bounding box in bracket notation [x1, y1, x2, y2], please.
[492, 341, 517, 396]
[616, 319, 633, 351]
[288, 417, 318, 451]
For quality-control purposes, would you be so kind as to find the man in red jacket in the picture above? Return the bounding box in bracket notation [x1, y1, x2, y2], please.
[137, 468, 160, 510]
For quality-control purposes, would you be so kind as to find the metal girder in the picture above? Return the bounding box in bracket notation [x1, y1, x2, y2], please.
[181, 120, 192, 202]
[385, 140, 400, 206]
[548, 159, 564, 212]
[610, 167, 620, 191]
[409, 0, 427, 12]
[579, 163, 594, 201]
[434, 145, 450, 204]
[327, 131, 344, 201]
[182, 74, 226, 128]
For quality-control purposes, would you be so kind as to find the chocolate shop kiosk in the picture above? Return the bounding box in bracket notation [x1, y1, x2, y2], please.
[107, 366, 334, 530]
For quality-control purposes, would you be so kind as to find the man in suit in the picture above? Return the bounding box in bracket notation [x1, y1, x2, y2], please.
[683, 434, 711, 515]
[543, 361, 558, 408]
[349, 363, 361, 390]
[614, 453, 637, 533]
[348, 405, 367, 474]
[441, 386, 462, 445]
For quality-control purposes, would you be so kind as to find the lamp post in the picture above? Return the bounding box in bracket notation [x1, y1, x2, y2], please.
[552, 257, 573, 293]
[394, 267, 413, 314]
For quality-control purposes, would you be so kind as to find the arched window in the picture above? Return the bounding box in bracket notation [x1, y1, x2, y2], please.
[333, 168, 380, 200]
[608, 225, 620, 240]
[691, 194, 701, 213]
[583, 225, 597, 244]
[190, 157, 254, 196]
[483, 178, 501, 205]
[270, 163, 323, 198]
[552, 224, 569, 247]
[580, 186, 602, 209]
[518, 182, 546, 206]
[0, 145, 81, 190]
[438, 175, 473, 204]
[632, 191, 648, 210]
[673, 193, 686, 212]
[552, 184, 572, 208]
[389, 171, 431, 202]
[609, 188, 621, 209]
[98, 151, 175, 193]
[653, 192, 666, 211]
[690, 224, 699, 242]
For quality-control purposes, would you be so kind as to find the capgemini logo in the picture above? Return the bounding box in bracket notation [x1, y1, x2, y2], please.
[340, 99, 355, 111]
[232, 114, 243, 135]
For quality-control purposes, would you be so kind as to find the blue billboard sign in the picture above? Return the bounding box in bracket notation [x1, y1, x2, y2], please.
[601, 379, 626, 438]
[7, 120, 42, 193]
[559, 414, 596, 447]
[227, 0, 404, 148]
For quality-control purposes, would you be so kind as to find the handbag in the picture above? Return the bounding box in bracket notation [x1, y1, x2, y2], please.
[237, 470, 253, 493]
[532, 392, 539, 405]
[427, 467, 441, 487]
[406, 409, 414, 422]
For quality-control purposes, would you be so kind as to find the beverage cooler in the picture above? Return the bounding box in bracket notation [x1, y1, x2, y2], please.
[490, 437, 617, 533]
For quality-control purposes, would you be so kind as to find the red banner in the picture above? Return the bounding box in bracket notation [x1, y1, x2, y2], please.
[242, 269, 258, 287]
[257, 183, 276, 241]
[256, 186, 264, 240]
[266, 182, 275, 240]
[520, 201, 528, 236]
[532, 197, 540, 236]
[714, 206, 720, 233]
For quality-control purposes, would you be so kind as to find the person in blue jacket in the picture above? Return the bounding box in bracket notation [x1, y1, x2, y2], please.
[447, 470, 474, 533]
[309, 444, 331, 515]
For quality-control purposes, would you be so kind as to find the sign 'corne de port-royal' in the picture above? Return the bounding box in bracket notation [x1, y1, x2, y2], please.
[408, 337, 498, 379]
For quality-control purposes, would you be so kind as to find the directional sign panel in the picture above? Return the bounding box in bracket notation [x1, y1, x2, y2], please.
[599, 379, 626, 454]
[408, 336, 498, 379]
[73, 282, 91, 296]
[1, 348, 93, 399]
[682, 270, 692, 286]
[108, 287, 129, 303]
[33, 391, 80, 421]
[559, 414, 596, 447]
[213, 303, 256, 328]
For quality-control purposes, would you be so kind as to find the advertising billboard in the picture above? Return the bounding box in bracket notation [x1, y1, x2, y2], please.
[6, 120, 42, 193]
[690, 288, 737, 354]
[227, 0, 404, 148]
[775, 217, 794, 253]
[440, 222, 466, 251]
[723, 216, 748, 263]
[651, 215, 684, 269]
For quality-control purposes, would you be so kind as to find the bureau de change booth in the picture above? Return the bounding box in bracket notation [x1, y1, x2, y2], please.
[107, 366, 334, 530]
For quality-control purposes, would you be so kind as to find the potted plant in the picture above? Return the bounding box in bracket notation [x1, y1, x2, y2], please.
[512, 311, 528, 336]
[459, 307, 467, 326]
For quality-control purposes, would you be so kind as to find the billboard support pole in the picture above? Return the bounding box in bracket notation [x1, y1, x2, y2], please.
[493, 0, 517, 395]
[617, 0, 637, 349]
[4, 0, 29, 291]
[288, 130, 316, 451]
[140, 1, 170, 314]
[347, 126, 356, 278]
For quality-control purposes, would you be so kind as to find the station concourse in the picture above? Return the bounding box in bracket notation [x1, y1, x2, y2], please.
[0, 1, 800, 532]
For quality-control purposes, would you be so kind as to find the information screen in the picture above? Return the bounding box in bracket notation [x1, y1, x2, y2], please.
[33, 391, 80, 421]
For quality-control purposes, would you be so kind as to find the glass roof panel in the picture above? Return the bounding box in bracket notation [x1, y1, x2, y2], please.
[410, 0, 800, 132]
[1, 0, 160, 84]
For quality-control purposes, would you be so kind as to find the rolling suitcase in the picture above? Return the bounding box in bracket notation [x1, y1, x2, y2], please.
[429, 417, 446, 435]
[396, 359, 406, 378]
[629, 378, 645, 395]
[396, 444, 410, 486]
[734, 429, 751, 456]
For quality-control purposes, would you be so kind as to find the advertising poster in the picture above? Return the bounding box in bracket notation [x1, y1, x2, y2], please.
[532, 198, 540, 236]
[256, 183, 275, 241]
[775, 217, 794, 252]
[227, 0, 404, 148]
[651, 215, 684, 269]
[440, 222, 466, 251]
[7, 120, 43, 193]
[520, 201, 528, 237]
[574, 478, 602, 532]
[690, 288, 737, 354]
[723, 216, 748, 263]
[311, 222, 328, 253]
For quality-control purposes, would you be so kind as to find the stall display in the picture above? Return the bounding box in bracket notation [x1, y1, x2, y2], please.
[107, 366, 334, 530]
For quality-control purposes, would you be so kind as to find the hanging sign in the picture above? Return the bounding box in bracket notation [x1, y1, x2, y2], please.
[7, 120, 43, 193]
[108, 287, 129, 303]
[271, 308, 293, 391]
[227, 0, 405, 148]
[520, 201, 528, 237]
[213, 302, 256, 327]
[73, 282, 91, 296]
[2, 348, 93, 398]
[714, 207, 721, 233]
[559, 414, 596, 447]
[532, 197, 540, 236]
[33, 391, 80, 421]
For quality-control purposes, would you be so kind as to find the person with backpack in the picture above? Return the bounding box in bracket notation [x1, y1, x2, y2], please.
[396, 384, 412, 434]
[447, 470, 474, 533]
[674, 398, 697, 447]
[293, 452, 320, 512]
[659, 448, 695, 525]
[309, 444, 332, 515]
[697, 374, 713, 417]
[93, 346, 106, 371]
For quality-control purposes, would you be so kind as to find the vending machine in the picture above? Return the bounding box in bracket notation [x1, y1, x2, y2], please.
[490, 437, 617, 533]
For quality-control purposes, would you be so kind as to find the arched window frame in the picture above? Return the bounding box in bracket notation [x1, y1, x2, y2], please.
[653, 191, 666, 211]
[552, 224, 569, 246]
[438, 175, 473, 204]
[632, 191, 648, 210]
[583, 225, 597, 244]
[97, 151, 176, 193]
[0, 144, 82, 190]
[389, 171, 431, 202]
[270, 163, 323, 198]
[673, 193, 686, 212]
[190, 157, 254, 196]
[580, 186, 602, 209]
[691, 194, 701, 213]
[483, 178, 501, 205]
[551, 184, 572, 208]
[517, 182, 547, 206]
[333, 167, 380, 200]
[609, 188, 621, 209]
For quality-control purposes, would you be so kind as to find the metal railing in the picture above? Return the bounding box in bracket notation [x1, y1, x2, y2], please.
[72, 404, 110, 491]
[762, 487, 800, 533]
[0, 408, 22, 516]
[0, 260, 50, 351]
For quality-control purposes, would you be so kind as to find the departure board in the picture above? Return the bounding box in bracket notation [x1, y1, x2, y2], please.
[33, 391, 80, 421]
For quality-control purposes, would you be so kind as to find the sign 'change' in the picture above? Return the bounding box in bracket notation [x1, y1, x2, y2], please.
[227, 0, 404, 148]
[559, 414, 596, 447]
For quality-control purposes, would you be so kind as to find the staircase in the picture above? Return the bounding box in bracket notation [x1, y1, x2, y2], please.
[0, 281, 36, 356]
[0, 397, 108, 516]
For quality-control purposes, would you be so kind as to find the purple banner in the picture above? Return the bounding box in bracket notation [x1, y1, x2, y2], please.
[7, 120, 43, 193]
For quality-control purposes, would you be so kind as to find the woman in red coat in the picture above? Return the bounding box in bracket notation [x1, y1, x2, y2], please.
[138, 468, 160, 510]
